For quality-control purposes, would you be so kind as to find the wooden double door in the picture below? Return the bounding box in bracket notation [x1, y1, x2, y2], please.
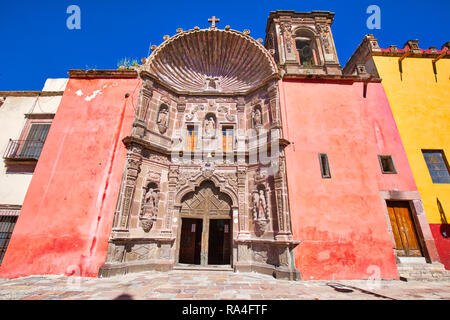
[179, 218, 231, 265]
[178, 181, 233, 266]
[386, 201, 423, 257]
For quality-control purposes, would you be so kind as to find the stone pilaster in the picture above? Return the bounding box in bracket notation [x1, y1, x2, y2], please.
[114, 144, 142, 231]
[274, 154, 292, 240]
[237, 166, 250, 239]
[160, 165, 179, 237]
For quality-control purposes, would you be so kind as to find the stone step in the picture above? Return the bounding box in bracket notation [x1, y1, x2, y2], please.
[173, 264, 233, 272]
[397, 263, 450, 281]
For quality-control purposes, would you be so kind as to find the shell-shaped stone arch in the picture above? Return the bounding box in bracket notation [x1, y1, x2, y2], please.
[142, 28, 279, 94]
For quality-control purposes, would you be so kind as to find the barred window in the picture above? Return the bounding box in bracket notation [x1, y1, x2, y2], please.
[0, 216, 18, 265]
[20, 123, 51, 159]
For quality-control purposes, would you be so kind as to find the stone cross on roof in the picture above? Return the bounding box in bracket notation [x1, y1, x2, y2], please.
[208, 16, 220, 29]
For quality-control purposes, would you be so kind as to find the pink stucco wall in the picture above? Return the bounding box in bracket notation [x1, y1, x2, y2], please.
[279, 79, 418, 280]
[0, 77, 141, 278]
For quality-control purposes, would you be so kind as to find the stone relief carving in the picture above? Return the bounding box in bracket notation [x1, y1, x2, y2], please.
[185, 105, 205, 121]
[252, 186, 270, 234]
[280, 22, 293, 53]
[139, 172, 161, 232]
[204, 115, 216, 138]
[140, 185, 159, 232]
[252, 106, 263, 132]
[218, 105, 236, 122]
[160, 95, 171, 105]
[316, 23, 331, 55]
[157, 104, 169, 134]
[147, 151, 170, 165]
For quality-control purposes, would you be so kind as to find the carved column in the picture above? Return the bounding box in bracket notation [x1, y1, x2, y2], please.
[133, 81, 153, 138]
[114, 144, 142, 231]
[237, 166, 250, 239]
[279, 19, 296, 63]
[160, 165, 179, 237]
[268, 83, 281, 129]
[274, 153, 292, 240]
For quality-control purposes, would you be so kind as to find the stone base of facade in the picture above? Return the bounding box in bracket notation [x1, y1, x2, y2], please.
[234, 262, 301, 281]
[99, 260, 174, 278]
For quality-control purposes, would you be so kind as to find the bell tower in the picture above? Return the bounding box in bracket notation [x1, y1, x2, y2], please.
[265, 10, 342, 76]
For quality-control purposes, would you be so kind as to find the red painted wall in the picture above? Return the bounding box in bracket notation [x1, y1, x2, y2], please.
[279, 79, 419, 280]
[430, 224, 450, 270]
[0, 77, 141, 278]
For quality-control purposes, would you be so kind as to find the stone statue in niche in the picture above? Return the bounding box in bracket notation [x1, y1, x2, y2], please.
[252, 187, 269, 235]
[252, 107, 263, 132]
[204, 115, 216, 138]
[157, 105, 169, 134]
[140, 184, 159, 232]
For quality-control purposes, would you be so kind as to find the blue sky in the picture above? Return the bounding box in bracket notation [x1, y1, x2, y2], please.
[0, 0, 448, 90]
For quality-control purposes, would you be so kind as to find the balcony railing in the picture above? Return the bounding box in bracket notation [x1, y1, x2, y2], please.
[3, 139, 45, 161]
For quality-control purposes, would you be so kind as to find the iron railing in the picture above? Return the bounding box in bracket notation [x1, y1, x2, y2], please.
[3, 139, 45, 160]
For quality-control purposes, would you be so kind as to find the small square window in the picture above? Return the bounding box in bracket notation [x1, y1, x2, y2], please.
[319, 153, 331, 178]
[378, 155, 397, 174]
[422, 150, 450, 184]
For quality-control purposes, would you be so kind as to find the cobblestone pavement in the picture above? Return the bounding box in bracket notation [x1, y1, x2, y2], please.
[0, 270, 449, 300]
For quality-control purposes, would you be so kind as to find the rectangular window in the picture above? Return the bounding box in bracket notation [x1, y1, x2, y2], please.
[186, 126, 198, 151]
[422, 150, 450, 184]
[20, 123, 51, 159]
[378, 155, 397, 174]
[0, 216, 17, 265]
[319, 153, 331, 178]
[222, 126, 234, 151]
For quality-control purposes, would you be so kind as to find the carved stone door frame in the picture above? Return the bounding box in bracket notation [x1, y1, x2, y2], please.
[175, 180, 234, 266]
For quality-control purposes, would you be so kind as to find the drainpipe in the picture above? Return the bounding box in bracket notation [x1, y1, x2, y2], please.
[398, 51, 411, 81]
[432, 51, 448, 82]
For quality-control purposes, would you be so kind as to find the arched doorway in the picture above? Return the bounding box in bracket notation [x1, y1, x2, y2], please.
[177, 181, 232, 266]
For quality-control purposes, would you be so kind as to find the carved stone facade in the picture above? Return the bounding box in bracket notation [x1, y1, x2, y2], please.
[99, 19, 300, 280]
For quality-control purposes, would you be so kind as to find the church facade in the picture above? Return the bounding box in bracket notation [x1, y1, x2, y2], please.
[0, 11, 447, 280]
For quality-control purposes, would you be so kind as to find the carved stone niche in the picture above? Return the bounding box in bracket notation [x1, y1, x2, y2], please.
[203, 113, 217, 139]
[252, 105, 263, 133]
[140, 173, 161, 232]
[252, 184, 270, 236]
[156, 104, 169, 134]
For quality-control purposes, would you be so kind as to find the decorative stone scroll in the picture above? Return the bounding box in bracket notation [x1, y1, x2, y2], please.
[185, 105, 205, 121]
[217, 105, 236, 121]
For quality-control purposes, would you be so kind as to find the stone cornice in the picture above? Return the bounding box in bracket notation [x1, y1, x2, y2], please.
[140, 70, 280, 97]
[68, 69, 138, 79]
[343, 35, 450, 75]
[0, 91, 64, 97]
[282, 73, 381, 83]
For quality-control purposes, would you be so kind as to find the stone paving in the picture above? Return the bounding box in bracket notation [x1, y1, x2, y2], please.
[0, 270, 449, 300]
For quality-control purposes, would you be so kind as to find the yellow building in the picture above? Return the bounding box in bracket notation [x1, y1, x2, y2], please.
[344, 36, 450, 269]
